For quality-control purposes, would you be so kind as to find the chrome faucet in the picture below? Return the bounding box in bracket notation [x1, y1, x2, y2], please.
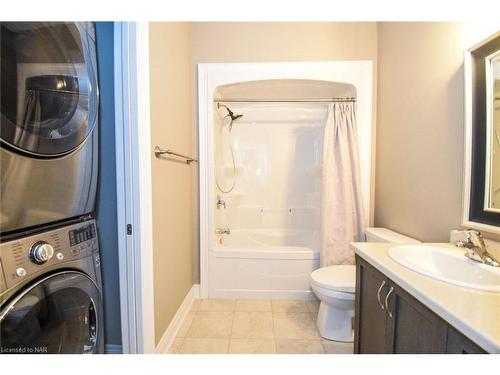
[217, 197, 226, 210]
[454, 230, 500, 267]
[215, 228, 231, 235]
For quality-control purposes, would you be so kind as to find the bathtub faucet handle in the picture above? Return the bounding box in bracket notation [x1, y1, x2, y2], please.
[217, 197, 226, 210]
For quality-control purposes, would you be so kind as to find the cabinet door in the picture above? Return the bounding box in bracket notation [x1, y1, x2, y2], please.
[446, 326, 487, 354]
[385, 283, 447, 354]
[354, 256, 389, 353]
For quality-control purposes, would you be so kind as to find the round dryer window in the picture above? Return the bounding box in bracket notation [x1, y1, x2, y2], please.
[0, 271, 103, 354]
[0, 22, 98, 157]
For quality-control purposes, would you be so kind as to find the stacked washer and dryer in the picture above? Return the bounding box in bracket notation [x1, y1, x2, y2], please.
[0, 22, 104, 353]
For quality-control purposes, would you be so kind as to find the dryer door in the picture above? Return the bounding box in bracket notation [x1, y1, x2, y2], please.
[0, 22, 98, 157]
[0, 271, 103, 354]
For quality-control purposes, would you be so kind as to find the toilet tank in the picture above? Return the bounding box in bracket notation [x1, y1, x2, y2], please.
[365, 227, 421, 243]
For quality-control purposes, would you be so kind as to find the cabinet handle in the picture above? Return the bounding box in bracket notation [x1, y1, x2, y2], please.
[385, 286, 394, 318]
[377, 280, 386, 310]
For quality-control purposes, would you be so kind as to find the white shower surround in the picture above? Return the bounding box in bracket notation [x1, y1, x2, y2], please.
[198, 62, 374, 299]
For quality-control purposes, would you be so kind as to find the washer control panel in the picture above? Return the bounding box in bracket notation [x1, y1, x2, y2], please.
[0, 220, 98, 290]
[69, 223, 96, 246]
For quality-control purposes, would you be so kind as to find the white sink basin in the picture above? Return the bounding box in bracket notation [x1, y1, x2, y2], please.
[388, 244, 500, 292]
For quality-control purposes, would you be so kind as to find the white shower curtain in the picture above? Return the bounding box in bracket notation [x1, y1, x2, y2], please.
[321, 102, 365, 267]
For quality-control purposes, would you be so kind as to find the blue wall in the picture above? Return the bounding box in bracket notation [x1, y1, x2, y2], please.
[95, 22, 122, 349]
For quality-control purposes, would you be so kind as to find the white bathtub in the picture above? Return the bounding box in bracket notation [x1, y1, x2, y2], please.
[209, 229, 320, 299]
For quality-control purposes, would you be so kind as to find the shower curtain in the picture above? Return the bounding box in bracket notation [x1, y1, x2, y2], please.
[321, 102, 365, 266]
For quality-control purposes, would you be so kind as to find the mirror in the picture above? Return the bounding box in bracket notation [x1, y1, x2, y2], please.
[463, 31, 500, 233]
[485, 53, 500, 212]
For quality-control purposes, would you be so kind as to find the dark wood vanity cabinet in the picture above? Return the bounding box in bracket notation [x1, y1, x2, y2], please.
[354, 256, 487, 354]
[384, 281, 448, 353]
[446, 326, 487, 354]
[354, 256, 389, 353]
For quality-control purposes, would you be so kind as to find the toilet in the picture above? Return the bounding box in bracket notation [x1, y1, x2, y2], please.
[310, 227, 420, 342]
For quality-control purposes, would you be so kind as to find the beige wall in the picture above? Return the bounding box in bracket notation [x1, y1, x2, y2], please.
[190, 22, 379, 282]
[191, 22, 378, 63]
[375, 22, 465, 241]
[149, 22, 193, 344]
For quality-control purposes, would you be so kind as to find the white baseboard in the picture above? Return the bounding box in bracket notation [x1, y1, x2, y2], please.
[155, 284, 200, 354]
[105, 344, 123, 354]
[192, 284, 200, 299]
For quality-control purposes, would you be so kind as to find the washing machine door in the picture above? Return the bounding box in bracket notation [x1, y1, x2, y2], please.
[0, 271, 103, 354]
[0, 22, 98, 157]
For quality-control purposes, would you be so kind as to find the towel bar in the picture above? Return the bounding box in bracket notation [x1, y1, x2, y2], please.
[154, 146, 197, 164]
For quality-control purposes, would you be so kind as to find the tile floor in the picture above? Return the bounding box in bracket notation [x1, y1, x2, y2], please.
[168, 299, 354, 354]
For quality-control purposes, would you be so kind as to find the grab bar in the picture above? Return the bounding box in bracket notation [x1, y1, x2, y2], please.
[154, 146, 198, 165]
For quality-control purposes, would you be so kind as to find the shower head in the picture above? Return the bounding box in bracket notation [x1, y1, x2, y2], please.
[218, 103, 243, 122]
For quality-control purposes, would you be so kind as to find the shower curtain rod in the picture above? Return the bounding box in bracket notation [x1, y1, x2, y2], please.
[213, 97, 356, 103]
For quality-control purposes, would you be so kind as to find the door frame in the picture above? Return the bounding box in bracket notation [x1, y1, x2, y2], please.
[114, 21, 155, 354]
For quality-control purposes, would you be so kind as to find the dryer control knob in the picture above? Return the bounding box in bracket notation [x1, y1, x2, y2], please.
[29, 241, 55, 265]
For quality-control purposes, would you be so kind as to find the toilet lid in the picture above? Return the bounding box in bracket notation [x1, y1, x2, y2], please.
[311, 265, 356, 293]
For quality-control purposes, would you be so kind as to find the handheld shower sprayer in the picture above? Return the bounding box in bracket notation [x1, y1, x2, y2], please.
[217, 103, 244, 123]
[215, 103, 244, 194]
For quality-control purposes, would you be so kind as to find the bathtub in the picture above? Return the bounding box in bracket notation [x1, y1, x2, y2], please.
[209, 229, 320, 299]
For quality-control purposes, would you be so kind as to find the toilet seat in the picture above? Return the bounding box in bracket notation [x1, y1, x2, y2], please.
[310, 265, 356, 293]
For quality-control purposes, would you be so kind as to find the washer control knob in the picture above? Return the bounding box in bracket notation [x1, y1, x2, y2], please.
[29, 241, 55, 265]
[16, 267, 27, 277]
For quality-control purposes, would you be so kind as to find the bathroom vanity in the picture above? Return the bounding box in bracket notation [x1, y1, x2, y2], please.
[351, 243, 500, 354]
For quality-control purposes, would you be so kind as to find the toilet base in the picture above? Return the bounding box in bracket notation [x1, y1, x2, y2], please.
[315, 302, 354, 342]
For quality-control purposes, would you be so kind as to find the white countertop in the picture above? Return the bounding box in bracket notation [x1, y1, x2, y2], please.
[351, 242, 500, 353]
